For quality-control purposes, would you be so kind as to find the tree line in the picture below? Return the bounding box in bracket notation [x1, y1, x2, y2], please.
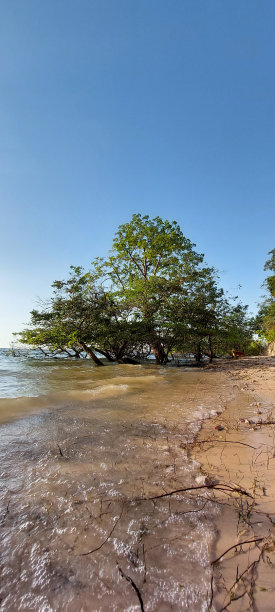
[255, 248, 275, 348]
[16, 214, 263, 365]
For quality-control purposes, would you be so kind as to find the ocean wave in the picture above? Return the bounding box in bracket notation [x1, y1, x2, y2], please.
[65, 383, 130, 400]
[0, 383, 132, 424]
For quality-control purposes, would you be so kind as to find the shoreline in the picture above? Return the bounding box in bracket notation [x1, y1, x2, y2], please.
[192, 356, 275, 610]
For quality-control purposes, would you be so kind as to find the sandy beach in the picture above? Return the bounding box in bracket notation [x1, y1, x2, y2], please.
[192, 356, 275, 611]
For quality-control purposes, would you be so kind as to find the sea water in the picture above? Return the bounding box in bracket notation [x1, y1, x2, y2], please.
[0, 349, 228, 611]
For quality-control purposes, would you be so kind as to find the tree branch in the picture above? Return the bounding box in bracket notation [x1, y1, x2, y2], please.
[153, 253, 162, 275]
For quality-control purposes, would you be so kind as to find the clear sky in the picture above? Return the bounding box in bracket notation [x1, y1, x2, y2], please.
[0, 0, 274, 346]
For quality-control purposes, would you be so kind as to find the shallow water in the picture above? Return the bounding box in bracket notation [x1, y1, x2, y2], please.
[0, 353, 232, 611]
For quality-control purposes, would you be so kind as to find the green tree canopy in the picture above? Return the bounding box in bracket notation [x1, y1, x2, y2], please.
[16, 214, 254, 365]
[93, 214, 212, 362]
[17, 266, 108, 364]
[256, 248, 275, 343]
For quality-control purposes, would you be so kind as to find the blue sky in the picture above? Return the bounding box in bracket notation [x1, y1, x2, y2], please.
[0, 0, 274, 346]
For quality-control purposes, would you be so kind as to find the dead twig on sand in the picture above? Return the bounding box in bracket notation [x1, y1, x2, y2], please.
[208, 567, 214, 611]
[212, 537, 264, 565]
[209, 538, 267, 611]
[218, 547, 265, 611]
[117, 563, 145, 612]
[0, 498, 11, 525]
[142, 543, 147, 584]
[195, 439, 257, 450]
[257, 421, 275, 426]
[80, 503, 124, 556]
[136, 482, 253, 502]
[57, 444, 64, 457]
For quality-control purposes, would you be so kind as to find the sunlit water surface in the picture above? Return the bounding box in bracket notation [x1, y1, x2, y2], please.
[0, 350, 232, 611]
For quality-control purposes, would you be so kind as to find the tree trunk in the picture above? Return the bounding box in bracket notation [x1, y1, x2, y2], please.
[78, 341, 104, 366]
[152, 342, 168, 365]
[208, 336, 214, 363]
[116, 342, 128, 361]
[93, 348, 116, 362]
[38, 346, 49, 357]
[195, 342, 202, 363]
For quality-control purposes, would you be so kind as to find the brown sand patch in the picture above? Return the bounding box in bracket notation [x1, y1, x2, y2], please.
[193, 356, 275, 611]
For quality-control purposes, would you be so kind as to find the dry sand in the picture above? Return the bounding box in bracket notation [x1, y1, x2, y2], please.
[192, 356, 275, 611]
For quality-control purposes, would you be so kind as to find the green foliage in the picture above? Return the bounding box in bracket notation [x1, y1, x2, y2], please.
[94, 214, 204, 317]
[17, 267, 110, 358]
[16, 214, 254, 364]
[264, 248, 275, 298]
[256, 248, 275, 343]
[94, 214, 213, 362]
[246, 340, 267, 356]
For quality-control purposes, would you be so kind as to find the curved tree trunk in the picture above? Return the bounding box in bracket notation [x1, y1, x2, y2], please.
[93, 348, 116, 362]
[78, 341, 104, 366]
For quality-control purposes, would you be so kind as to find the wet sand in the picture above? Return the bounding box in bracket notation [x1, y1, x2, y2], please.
[192, 356, 275, 611]
[0, 367, 233, 612]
